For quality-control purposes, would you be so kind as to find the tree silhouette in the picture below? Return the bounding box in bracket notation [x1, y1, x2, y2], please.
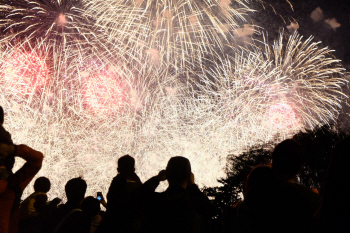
[203, 124, 349, 217]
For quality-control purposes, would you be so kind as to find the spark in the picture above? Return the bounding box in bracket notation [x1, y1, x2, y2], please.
[57, 14, 67, 25]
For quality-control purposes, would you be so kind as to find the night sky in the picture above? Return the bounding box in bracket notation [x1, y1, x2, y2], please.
[250, 0, 350, 70]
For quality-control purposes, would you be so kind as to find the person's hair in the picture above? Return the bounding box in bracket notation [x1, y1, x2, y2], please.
[65, 177, 87, 202]
[0, 106, 14, 176]
[34, 176, 51, 193]
[272, 139, 303, 180]
[118, 155, 135, 174]
[81, 196, 100, 218]
[166, 156, 191, 185]
[0, 106, 4, 125]
[0, 106, 13, 145]
[245, 165, 274, 196]
[0, 153, 15, 176]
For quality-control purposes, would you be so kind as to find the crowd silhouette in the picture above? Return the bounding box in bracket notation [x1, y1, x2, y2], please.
[0, 105, 349, 233]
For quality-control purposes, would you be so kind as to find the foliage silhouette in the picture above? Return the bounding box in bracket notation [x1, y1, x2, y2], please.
[203, 124, 349, 217]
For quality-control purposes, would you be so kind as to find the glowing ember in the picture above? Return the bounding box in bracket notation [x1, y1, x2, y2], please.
[268, 103, 296, 129]
[57, 14, 67, 24]
[82, 72, 126, 116]
[3, 52, 48, 94]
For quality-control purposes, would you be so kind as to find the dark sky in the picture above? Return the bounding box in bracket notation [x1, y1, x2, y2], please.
[294, 0, 350, 69]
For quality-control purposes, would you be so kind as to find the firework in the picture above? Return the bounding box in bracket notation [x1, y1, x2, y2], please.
[0, 0, 145, 68]
[87, 0, 253, 69]
[0, 0, 348, 204]
[0, 0, 94, 47]
[198, 32, 348, 147]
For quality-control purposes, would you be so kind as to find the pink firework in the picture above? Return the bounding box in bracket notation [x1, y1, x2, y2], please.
[83, 72, 126, 116]
[268, 103, 296, 129]
[3, 52, 48, 94]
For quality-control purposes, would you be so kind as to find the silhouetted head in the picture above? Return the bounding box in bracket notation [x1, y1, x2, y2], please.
[65, 177, 87, 203]
[245, 165, 274, 196]
[166, 156, 191, 186]
[117, 155, 135, 175]
[34, 176, 51, 193]
[81, 196, 100, 218]
[272, 139, 303, 181]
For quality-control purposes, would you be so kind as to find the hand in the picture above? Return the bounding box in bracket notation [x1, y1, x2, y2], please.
[51, 198, 62, 205]
[0, 144, 15, 159]
[157, 170, 167, 181]
[99, 194, 107, 208]
[189, 172, 195, 185]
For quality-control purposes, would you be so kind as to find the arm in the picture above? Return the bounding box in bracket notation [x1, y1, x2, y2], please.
[187, 173, 215, 217]
[134, 171, 166, 206]
[143, 170, 166, 192]
[141, 176, 161, 192]
[12, 145, 43, 191]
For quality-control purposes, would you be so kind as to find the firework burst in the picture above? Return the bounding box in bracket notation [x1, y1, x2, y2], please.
[87, 0, 253, 69]
[199, 32, 348, 147]
[0, 0, 145, 67]
[1, 0, 93, 45]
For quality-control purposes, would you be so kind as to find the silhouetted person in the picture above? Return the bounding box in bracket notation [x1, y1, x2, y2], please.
[20, 177, 51, 220]
[107, 155, 142, 211]
[96, 155, 142, 233]
[19, 177, 61, 233]
[42, 177, 89, 233]
[269, 139, 320, 233]
[225, 165, 276, 233]
[80, 196, 102, 233]
[313, 136, 350, 233]
[0, 106, 44, 233]
[56, 196, 101, 233]
[140, 156, 214, 233]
